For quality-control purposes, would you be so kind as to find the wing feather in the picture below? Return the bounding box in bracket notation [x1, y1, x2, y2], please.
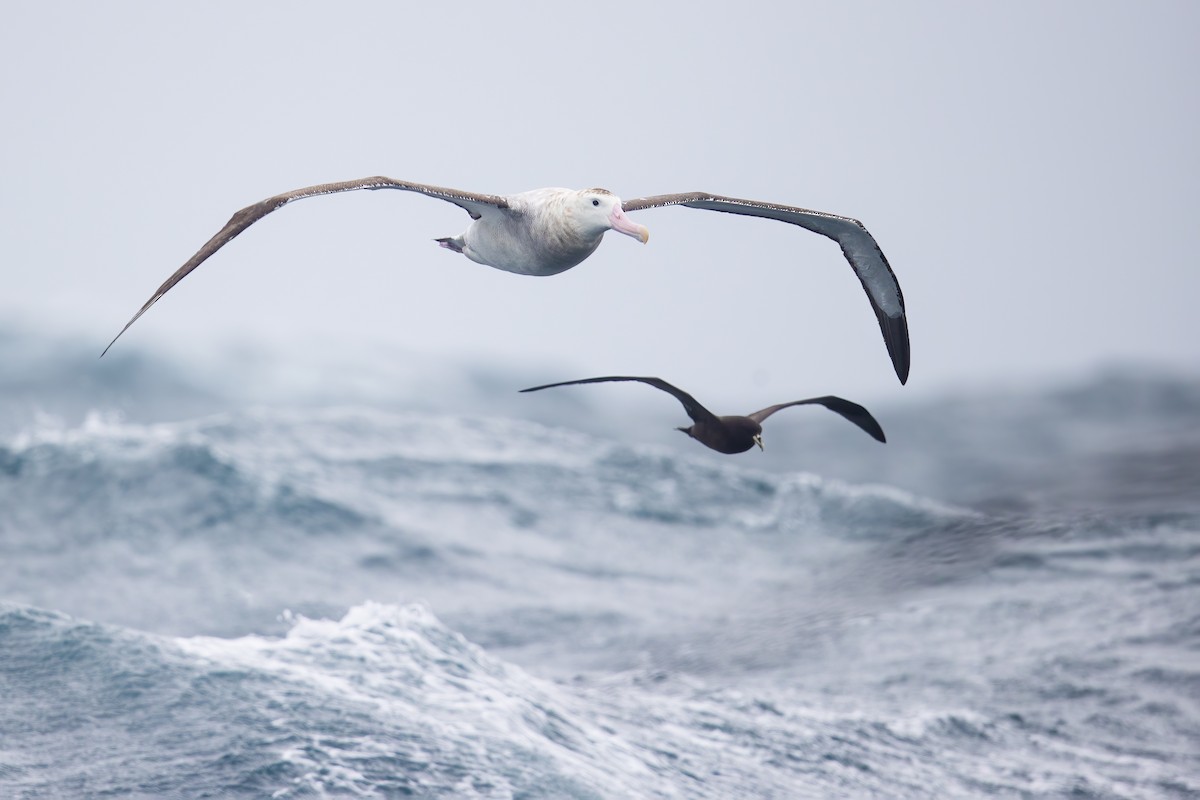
[621, 192, 910, 384]
[747, 395, 886, 442]
[102, 177, 507, 356]
[519, 375, 720, 425]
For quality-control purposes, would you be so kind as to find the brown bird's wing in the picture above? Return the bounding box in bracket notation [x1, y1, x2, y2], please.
[102, 177, 509, 356]
[519, 376, 721, 426]
[621, 192, 909, 385]
[747, 395, 886, 442]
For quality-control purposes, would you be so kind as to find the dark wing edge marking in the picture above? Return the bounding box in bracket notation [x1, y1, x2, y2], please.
[518, 375, 720, 425]
[621, 192, 910, 385]
[748, 395, 886, 443]
[101, 177, 508, 357]
[873, 301, 910, 386]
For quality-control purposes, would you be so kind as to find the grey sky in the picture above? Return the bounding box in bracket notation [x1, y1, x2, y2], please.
[2, 2, 1196, 411]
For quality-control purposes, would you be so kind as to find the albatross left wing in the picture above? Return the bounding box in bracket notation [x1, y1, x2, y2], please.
[101, 177, 509, 356]
[621, 192, 910, 385]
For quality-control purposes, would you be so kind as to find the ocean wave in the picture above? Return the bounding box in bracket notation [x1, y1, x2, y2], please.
[0, 406, 1018, 650]
[4, 407, 967, 537]
[175, 602, 668, 798]
[8, 598, 1194, 799]
[1, 601, 840, 798]
[5, 351, 1199, 798]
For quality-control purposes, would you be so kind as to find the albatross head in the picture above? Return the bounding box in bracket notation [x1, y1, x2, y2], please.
[578, 189, 649, 244]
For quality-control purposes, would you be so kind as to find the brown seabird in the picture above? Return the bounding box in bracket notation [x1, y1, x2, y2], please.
[519, 375, 887, 454]
[101, 178, 909, 383]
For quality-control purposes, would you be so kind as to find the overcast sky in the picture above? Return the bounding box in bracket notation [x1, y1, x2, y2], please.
[2, 2, 1197, 412]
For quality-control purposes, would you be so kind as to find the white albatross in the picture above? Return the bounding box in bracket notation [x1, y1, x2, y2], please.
[102, 177, 910, 383]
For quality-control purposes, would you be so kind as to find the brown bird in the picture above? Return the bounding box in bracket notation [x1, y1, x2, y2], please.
[520, 376, 886, 454]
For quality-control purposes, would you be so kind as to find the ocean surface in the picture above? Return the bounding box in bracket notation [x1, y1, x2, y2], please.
[1, 328, 1197, 798]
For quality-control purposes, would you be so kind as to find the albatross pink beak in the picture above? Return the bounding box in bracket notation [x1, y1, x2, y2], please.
[609, 205, 650, 244]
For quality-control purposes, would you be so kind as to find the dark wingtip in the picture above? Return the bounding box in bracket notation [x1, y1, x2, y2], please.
[798, 395, 888, 443]
[877, 310, 910, 385]
[856, 410, 887, 444]
[99, 308, 147, 359]
[99, 328, 126, 359]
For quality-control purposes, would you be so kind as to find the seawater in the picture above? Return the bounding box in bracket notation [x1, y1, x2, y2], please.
[1, 332, 1197, 798]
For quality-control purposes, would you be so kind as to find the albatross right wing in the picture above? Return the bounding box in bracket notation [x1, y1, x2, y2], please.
[102, 177, 509, 356]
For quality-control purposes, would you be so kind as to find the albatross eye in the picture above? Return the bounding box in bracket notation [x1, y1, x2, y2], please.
[591, 199, 600, 206]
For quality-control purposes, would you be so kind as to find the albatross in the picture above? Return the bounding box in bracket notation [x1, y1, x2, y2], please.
[520, 375, 886, 454]
[101, 177, 910, 383]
